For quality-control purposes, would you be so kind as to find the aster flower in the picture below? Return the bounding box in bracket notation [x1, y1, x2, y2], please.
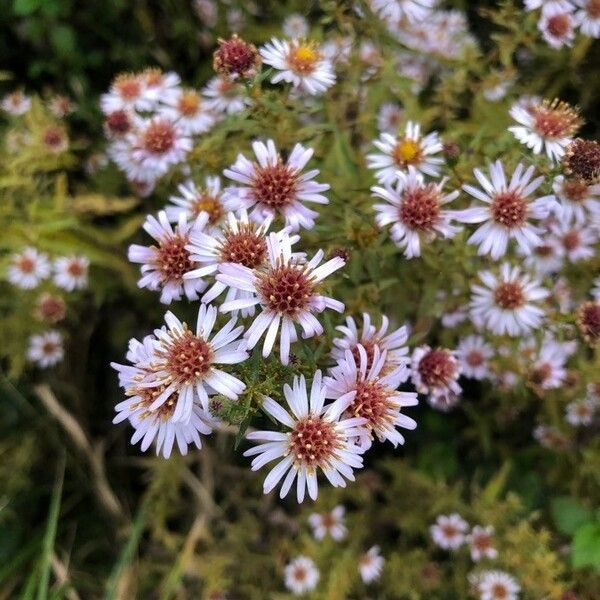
[223, 139, 329, 231]
[411, 346, 462, 409]
[128, 211, 210, 304]
[455, 335, 493, 380]
[284, 556, 319, 595]
[457, 161, 557, 259]
[550, 221, 597, 263]
[524, 335, 576, 390]
[509, 98, 581, 162]
[7, 247, 51, 289]
[1, 90, 32, 115]
[478, 570, 520, 600]
[213, 34, 261, 80]
[111, 335, 215, 458]
[282, 13, 309, 39]
[565, 397, 596, 426]
[164, 177, 231, 226]
[244, 372, 366, 502]
[552, 175, 600, 224]
[370, 0, 438, 24]
[372, 168, 461, 258]
[158, 88, 215, 135]
[574, 0, 600, 37]
[520, 231, 564, 275]
[48, 94, 76, 118]
[539, 5, 577, 48]
[467, 526, 498, 562]
[367, 121, 444, 184]
[331, 313, 410, 374]
[27, 331, 64, 368]
[430, 513, 469, 550]
[524, 0, 574, 11]
[202, 76, 250, 115]
[470, 264, 549, 337]
[219, 233, 344, 364]
[53, 255, 89, 291]
[324, 346, 418, 450]
[100, 73, 147, 114]
[260, 38, 336, 95]
[576, 300, 600, 346]
[377, 102, 405, 134]
[359, 546, 385, 584]
[139, 68, 181, 107]
[41, 125, 69, 154]
[308, 505, 347, 541]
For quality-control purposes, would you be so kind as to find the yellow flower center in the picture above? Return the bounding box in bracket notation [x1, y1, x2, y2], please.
[289, 44, 319, 73]
[394, 139, 420, 165]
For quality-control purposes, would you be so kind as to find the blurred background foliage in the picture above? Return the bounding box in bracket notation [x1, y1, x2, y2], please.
[1, 0, 600, 598]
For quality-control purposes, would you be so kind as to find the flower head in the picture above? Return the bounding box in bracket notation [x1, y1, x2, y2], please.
[411, 346, 462, 409]
[552, 174, 600, 224]
[359, 546, 385, 584]
[563, 138, 600, 183]
[202, 75, 250, 115]
[539, 5, 577, 48]
[158, 88, 215, 135]
[565, 397, 596, 426]
[213, 34, 261, 79]
[478, 570, 520, 600]
[308, 505, 347, 541]
[430, 513, 468, 550]
[284, 556, 319, 595]
[34, 293, 66, 324]
[1, 90, 32, 115]
[370, 0, 438, 24]
[7, 247, 51, 289]
[53, 255, 89, 291]
[577, 300, 600, 346]
[467, 526, 498, 562]
[574, 0, 600, 38]
[27, 331, 64, 368]
[456, 335, 493, 380]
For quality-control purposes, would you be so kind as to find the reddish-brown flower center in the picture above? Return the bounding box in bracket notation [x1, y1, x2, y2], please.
[417, 349, 457, 388]
[562, 178, 589, 203]
[399, 184, 441, 231]
[490, 191, 527, 228]
[546, 14, 571, 38]
[289, 415, 340, 468]
[535, 244, 554, 258]
[67, 260, 85, 277]
[105, 110, 132, 136]
[292, 566, 307, 582]
[562, 229, 581, 251]
[588, 0, 600, 18]
[350, 379, 395, 432]
[350, 340, 377, 371]
[17, 256, 35, 273]
[131, 382, 177, 422]
[178, 91, 201, 116]
[43, 126, 65, 150]
[577, 301, 600, 346]
[144, 68, 164, 88]
[564, 139, 600, 183]
[142, 120, 175, 154]
[256, 265, 314, 316]
[441, 524, 459, 538]
[163, 330, 213, 384]
[219, 227, 267, 268]
[213, 35, 259, 77]
[466, 350, 484, 367]
[473, 533, 493, 552]
[155, 234, 193, 282]
[114, 75, 142, 100]
[532, 100, 581, 139]
[494, 281, 525, 309]
[529, 362, 552, 385]
[252, 160, 298, 209]
[42, 340, 59, 355]
[320, 512, 337, 529]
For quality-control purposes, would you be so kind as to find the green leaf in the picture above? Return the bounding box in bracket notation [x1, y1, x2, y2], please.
[13, 0, 42, 16]
[551, 497, 592, 536]
[572, 522, 600, 571]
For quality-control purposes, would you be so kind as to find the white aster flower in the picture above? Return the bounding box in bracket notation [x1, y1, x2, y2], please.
[509, 98, 581, 162]
[367, 121, 444, 184]
[478, 570, 520, 600]
[202, 76, 250, 115]
[552, 175, 600, 224]
[284, 556, 320, 595]
[359, 546, 385, 584]
[100, 73, 148, 114]
[523, 334, 576, 390]
[456, 335, 493, 380]
[308, 505, 347, 541]
[1, 90, 32, 115]
[524, 0, 574, 12]
[331, 313, 410, 374]
[139, 68, 181, 108]
[158, 88, 215, 135]
[457, 160, 557, 259]
[128, 211, 210, 304]
[565, 397, 596, 425]
[244, 372, 366, 502]
[430, 513, 469, 550]
[324, 346, 418, 450]
[218, 233, 345, 364]
[370, 0, 438, 24]
[223, 139, 329, 231]
[53, 255, 89, 291]
[282, 13, 309, 39]
[27, 330, 64, 368]
[411, 346, 462, 409]
[140, 304, 248, 422]
[470, 264, 549, 337]
[372, 168, 461, 258]
[377, 102, 405, 134]
[550, 221, 597, 263]
[574, 0, 600, 37]
[467, 525, 498, 562]
[539, 5, 577, 48]
[260, 38, 336, 95]
[7, 247, 51, 289]
[111, 335, 215, 458]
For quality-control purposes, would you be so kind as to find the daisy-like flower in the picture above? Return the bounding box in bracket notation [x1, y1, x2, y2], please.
[111, 335, 215, 458]
[377, 102, 405, 134]
[41, 125, 69, 154]
[359, 546, 385, 584]
[331, 313, 410, 374]
[308, 505, 347, 541]
[53, 255, 89, 291]
[128, 211, 209, 304]
[223, 139, 329, 231]
[565, 397, 596, 425]
[367, 121, 444, 184]
[430, 513, 469, 550]
[539, 5, 577, 48]
[27, 331, 64, 368]
[551, 221, 597, 263]
[372, 168, 461, 258]
[467, 526, 498, 562]
[577, 300, 600, 346]
[260, 38, 336, 95]
[1, 90, 32, 115]
[164, 177, 231, 226]
[48, 94, 76, 118]
[141, 304, 248, 423]
[521, 234, 564, 275]
[457, 161, 557, 259]
[283, 13, 309, 39]
[509, 98, 581, 163]
[524, 0, 574, 11]
[411, 346, 462, 409]
[470, 264, 549, 337]
[574, 0, 600, 37]
[100, 73, 147, 114]
[525, 335, 576, 391]
[159, 88, 215, 135]
[7, 247, 51, 289]
[552, 175, 600, 224]
[370, 0, 438, 24]
[478, 570, 520, 600]
[218, 233, 345, 364]
[456, 335, 493, 380]
[244, 372, 365, 502]
[202, 76, 250, 115]
[284, 556, 320, 595]
[324, 346, 418, 450]
[140, 68, 181, 108]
